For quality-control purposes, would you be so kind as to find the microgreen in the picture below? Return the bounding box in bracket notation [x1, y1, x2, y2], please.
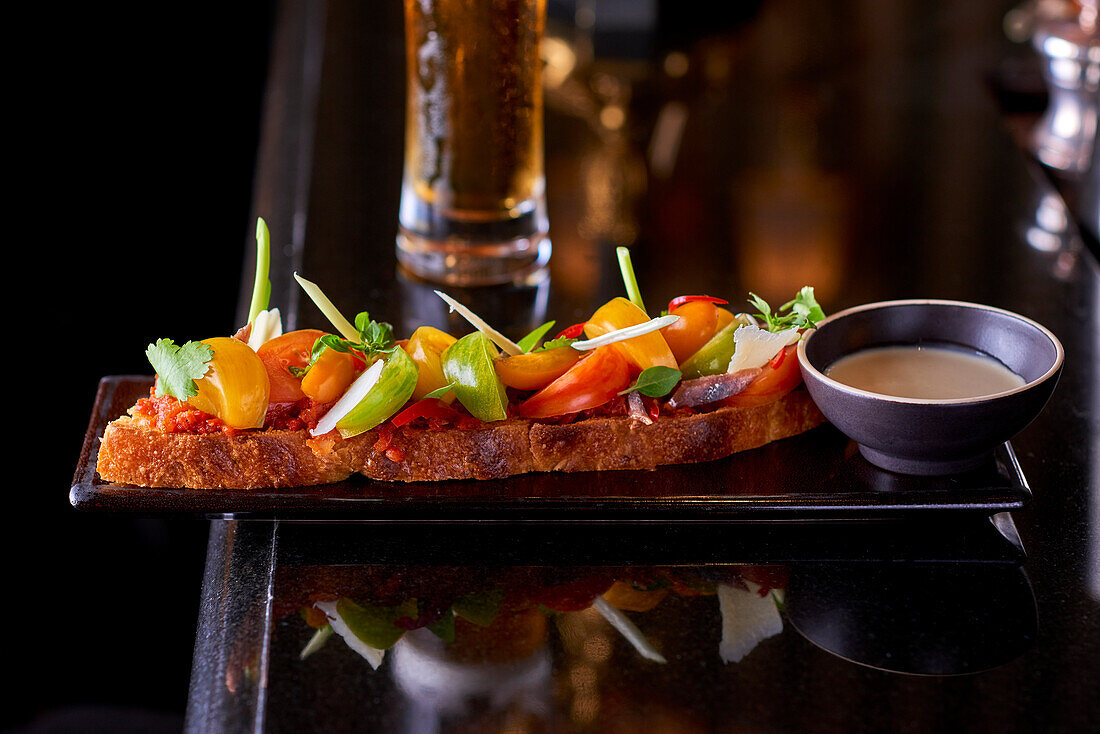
[618, 366, 682, 398]
[516, 321, 556, 353]
[748, 287, 825, 332]
[145, 338, 213, 400]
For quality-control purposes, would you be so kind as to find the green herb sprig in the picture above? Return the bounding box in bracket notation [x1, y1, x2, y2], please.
[145, 338, 214, 400]
[748, 287, 825, 333]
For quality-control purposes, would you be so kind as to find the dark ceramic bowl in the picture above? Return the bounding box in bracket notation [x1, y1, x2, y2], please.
[797, 300, 1063, 475]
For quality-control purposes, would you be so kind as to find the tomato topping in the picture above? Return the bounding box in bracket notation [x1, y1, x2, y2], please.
[666, 295, 729, 313]
[494, 346, 581, 391]
[390, 398, 461, 427]
[533, 576, 616, 612]
[300, 345, 359, 403]
[724, 344, 802, 407]
[256, 329, 325, 403]
[517, 346, 632, 419]
[583, 297, 677, 372]
[662, 299, 721, 364]
[555, 322, 587, 340]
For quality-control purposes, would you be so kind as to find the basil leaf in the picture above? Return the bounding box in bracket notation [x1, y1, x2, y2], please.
[516, 320, 556, 353]
[619, 366, 682, 398]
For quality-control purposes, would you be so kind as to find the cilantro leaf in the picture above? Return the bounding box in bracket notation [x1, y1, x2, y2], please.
[618, 366, 682, 398]
[146, 339, 213, 400]
[516, 321, 556, 353]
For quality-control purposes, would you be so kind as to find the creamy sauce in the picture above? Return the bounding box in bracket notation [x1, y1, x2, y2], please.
[824, 345, 1025, 399]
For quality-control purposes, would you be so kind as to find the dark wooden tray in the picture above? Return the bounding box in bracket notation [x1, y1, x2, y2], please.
[71, 376, 1032, 520]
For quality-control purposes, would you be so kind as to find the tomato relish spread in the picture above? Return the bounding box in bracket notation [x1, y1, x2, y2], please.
[130, 391, 235, 435]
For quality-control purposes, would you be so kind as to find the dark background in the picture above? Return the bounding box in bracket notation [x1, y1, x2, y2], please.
[16, 4, 274, 731]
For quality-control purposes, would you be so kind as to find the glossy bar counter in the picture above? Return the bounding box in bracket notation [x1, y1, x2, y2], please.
[86, 0, 1100, 731]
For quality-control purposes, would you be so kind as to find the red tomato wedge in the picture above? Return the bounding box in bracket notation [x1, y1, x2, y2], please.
[517, 346, 632, 419]
[723, 344, 803, 407]
[255, 329, 325, 403]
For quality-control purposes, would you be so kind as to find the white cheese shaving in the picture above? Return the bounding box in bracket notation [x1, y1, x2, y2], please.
[725, 324, 800, 373]
[570, 314, 679, 351]
[433, 290, 522, 356]
[294, 273, 359, 341]
[717, 582, 783, 663]
[313, 601, 386, 669]
[310, 358, 385, 436]
[592, 595, 667, 663]
[246, 308, 283, 350]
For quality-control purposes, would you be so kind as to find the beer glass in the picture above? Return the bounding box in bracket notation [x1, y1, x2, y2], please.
[396, 0, 551, 286]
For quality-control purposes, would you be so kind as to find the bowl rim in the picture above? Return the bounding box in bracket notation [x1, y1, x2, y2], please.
[796, 299, 1065, 406]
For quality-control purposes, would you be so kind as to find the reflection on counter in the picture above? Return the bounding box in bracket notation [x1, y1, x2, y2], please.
[262, 559, 1035, 731]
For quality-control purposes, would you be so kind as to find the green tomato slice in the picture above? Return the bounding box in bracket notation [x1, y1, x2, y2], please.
[334, 597, 418, 650]
[335, 347, 418, 438]
[678, 313, 756, 379]
[442, 332, 509, 422]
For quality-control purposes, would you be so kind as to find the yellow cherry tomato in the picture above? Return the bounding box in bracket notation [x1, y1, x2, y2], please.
[583, 297, 677, 371]
[300, 346, 359, 403]
[187, 337, 270, 429]
[494, 346, 581, 391]
[404, 326, 458, 402]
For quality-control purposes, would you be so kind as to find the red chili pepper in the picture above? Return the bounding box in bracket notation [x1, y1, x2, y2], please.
[667, 295, 730, 313]
[554, 322, 587, 340]
[769, 345, 788, 370]
[390, 398, 460, 428]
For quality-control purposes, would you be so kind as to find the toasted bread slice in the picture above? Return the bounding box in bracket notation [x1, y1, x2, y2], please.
[96, 391, 825, 488]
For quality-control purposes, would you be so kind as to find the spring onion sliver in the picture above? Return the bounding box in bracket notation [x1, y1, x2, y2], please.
[246, 308, 283, 350]
[570, 314, 679, 351]
[299, 624, 333, 660]
[433, 290, 522, 356]
[294, 273, 359, 341]
[592, 596, 667, 663]
[313, 601, 386, 669]
[616, 246, 646, 312]
[248, 218, 273, 325]
[310, 358, 385, 436]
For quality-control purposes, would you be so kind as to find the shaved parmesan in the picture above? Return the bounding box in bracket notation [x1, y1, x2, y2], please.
[726, 325, 800, 373]
[593, 596, 667, 663]
[310, 358, 385, 436]
[571, 314, 679, 351]
[717, 582, 783, 663]
[434, 291, 522, 356]
[246, 308, 283, 350]
[314, 601, 386, 669]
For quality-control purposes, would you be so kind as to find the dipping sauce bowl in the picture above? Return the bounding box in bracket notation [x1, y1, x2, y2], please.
[797, 299, 1064, 475]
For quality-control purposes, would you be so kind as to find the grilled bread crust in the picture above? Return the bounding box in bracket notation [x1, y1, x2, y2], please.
[96, 390, 825, 488]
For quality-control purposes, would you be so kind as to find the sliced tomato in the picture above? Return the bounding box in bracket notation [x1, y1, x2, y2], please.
[494, 346, 581, 391]
[584, 297, 677, 372]
[255, 329, 325, 403]
[516, 346, 632, 419]
[723, 344, 803, 407]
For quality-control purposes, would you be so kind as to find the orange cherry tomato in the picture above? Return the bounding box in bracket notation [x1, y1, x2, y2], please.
[724, 345, 803, 407]
[494, 346, 582, 391]
[255, 329, 325, 403]
[584, 297, 677, 372]
[517, 346, 632, 419]
[300, 346, 359, 403]
[714, 307, 736, 331]
[601, 581, 670, 612]
[661, 300, 720, 364]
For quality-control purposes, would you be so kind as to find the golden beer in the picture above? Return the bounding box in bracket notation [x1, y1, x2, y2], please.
[397, 0, 550, 285]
